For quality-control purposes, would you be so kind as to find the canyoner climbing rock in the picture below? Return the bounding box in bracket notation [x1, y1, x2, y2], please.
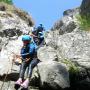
[0, 3, 34, 75]
[0, 2, 35, 90]
[0, 2, 41, 90]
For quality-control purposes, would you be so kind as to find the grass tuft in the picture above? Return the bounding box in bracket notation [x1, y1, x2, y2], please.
[76, 14, 90, 31]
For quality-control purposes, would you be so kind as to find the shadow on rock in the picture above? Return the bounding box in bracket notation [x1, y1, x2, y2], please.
[0, 73, 19, 81]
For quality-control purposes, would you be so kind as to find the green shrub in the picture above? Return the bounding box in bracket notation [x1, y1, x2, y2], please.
[76, 14, 90, 31]
[61, 59, 79, 73]
[0, 0, 13, 4]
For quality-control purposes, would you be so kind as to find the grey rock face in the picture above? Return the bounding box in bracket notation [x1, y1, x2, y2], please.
[44, 8, 90, 69]
[63, 8, 80, 17]
[52, 16, 76, 35]
[80, 0, 90, 16]
[0, 4, 6, 11]
[0, 28, 22, 37]
[0, 5, 33, 75]
[37, 46, 58, 62]
[38, 7, 90, 90]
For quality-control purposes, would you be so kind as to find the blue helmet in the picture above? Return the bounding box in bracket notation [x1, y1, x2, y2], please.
[22, 35, 32, 41]
[39, 24, 43, 27]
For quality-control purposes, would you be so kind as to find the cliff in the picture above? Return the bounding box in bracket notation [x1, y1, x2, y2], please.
[1, 0, 90, 90]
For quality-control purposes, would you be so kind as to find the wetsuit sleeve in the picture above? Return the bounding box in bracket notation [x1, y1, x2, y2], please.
[21, 53, 30, 56]
[21, 47, 30, 58]
[20, 44, 35, 59]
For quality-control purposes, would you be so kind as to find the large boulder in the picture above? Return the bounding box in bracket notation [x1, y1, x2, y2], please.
[37, 61, 70, 90]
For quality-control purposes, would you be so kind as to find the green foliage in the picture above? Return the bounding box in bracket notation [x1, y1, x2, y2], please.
[76, 14, 90, 31]
[0, 0, 13, 4]
[62, 59, 79, 73]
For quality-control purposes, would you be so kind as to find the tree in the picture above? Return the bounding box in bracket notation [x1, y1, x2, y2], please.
[0, 0, 13, 4]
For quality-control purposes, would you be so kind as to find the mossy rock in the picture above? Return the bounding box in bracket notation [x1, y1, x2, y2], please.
[61, 59, 79, 73]
[61, 59, 88, 89]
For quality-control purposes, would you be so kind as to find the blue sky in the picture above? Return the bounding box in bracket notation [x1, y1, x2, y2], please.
[13, 0, 82, 30]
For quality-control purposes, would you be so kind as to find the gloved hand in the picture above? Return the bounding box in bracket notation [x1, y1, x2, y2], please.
[25, 58, 30, 62]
